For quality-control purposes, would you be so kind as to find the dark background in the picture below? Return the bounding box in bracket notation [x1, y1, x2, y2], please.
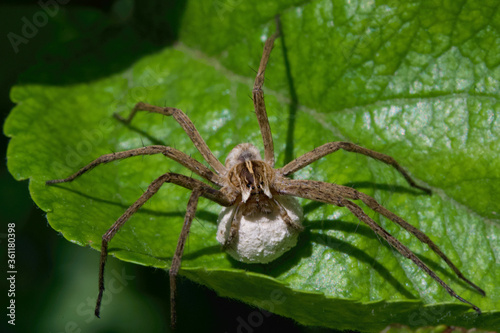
[0, 1, 344, 332]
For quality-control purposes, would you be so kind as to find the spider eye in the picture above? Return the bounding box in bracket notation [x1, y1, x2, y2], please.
[246, 183, 252, 188]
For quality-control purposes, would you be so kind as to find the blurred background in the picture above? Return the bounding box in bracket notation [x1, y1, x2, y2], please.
[0, 1, 343, 332]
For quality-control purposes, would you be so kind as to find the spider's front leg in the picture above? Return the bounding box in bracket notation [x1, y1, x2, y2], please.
[252, 29, 280, 167]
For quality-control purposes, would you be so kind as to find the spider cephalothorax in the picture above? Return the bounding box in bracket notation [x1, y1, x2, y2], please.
[225, 143, 275, 202]
[46, 23, 485, 328]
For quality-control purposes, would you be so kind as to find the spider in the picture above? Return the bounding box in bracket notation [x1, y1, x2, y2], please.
[46, 28, 485, 327]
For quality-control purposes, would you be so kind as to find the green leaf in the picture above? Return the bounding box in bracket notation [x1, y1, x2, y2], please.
[4, 1, 500, 331]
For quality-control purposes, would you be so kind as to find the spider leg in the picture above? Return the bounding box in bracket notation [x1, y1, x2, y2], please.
[341, 198, 481, 313]
[356, 191, 486, 296]
[169, 187, 203, 329]
[94, 173, 232, 321]
[253, 28, 280, 167]
[221, 203, 243, 249]
[275, 177, 482, 313]
[46, 145, 224, 186]
[273, 198, 304, 231]
[279, 141, 431, 194]
[115, 102, 226, 175]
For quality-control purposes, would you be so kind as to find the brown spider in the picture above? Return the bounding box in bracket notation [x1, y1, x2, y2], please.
[46, 29, 485, 327]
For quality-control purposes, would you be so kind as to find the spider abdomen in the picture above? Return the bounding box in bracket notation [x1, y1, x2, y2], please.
[216, 195, 303, 263]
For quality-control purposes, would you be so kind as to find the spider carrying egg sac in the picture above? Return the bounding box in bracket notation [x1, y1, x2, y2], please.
[216, 143, 304, 263]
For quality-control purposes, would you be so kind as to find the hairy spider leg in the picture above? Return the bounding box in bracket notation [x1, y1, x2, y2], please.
[275, 177, 483, 313]
[92, 173, 230, 322]
[46, 145, 223, 186]
[252, 29, 280, 167]
[280, 141, 431, 195]
[169, 187, 203, 328]
[115, 103, 227, 176]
